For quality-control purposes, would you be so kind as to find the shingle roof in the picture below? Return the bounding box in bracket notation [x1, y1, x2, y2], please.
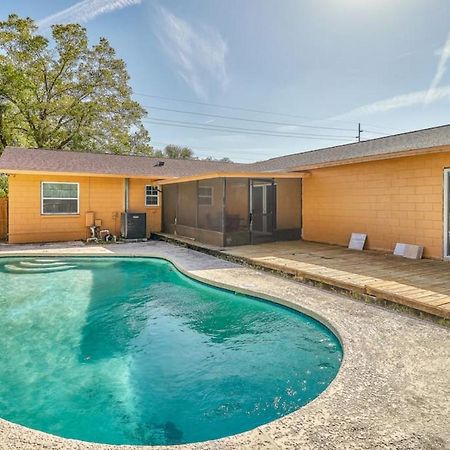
[0, 147, 248, 178]
[1, 124, 450, 177]
[249, 124, 450, 171]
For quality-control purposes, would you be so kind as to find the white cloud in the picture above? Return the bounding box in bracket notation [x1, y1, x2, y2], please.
[154, 5, 228, 99]
[333, 85, 450, 120]
[425, 30, 450, 103]
[38, 0, 142, 30]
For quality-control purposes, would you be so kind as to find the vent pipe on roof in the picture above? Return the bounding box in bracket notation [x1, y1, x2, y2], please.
[124, 178, 129, 212]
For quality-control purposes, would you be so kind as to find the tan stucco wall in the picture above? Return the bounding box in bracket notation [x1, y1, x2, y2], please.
[303, 151, 450, 259]
[8, 174, 161, 244]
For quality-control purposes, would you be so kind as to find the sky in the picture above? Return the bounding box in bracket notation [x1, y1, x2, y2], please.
[1, 0, 450, 162]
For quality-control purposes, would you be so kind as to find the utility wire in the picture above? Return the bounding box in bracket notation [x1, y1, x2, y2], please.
[141, 104, 356, 132]
[134, 91, 403, 133]
[143, 117, 354, 140]
[135, 92, 329, 122]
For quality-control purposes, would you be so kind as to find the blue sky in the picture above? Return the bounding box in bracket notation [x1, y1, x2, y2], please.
[2, 0, 450, 161]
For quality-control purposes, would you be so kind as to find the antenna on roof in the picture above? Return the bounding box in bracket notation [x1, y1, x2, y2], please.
[356, 123, 364, 142]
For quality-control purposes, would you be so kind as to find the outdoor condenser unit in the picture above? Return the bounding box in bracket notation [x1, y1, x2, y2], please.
[121, 212, 146, 239]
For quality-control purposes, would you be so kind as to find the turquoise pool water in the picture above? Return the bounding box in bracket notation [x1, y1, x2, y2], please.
[0, 257, 342, 446]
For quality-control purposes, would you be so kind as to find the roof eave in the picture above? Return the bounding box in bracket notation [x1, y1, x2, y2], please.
[0, 168, 175, 180]
[156, 171, 310, 186]
[283, 144, 450, 172]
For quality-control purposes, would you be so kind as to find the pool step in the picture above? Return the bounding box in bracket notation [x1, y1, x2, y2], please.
[19, 261, 69, 268]
[4, 264, 76, 274]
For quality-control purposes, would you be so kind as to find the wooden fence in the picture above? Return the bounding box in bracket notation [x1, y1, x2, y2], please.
[0, 198, 7, 241]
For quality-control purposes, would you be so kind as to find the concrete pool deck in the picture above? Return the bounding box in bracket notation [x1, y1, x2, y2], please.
[0, 241, 449, 450]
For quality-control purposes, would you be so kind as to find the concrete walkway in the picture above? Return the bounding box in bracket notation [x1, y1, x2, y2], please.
[0, 241, 449, 450]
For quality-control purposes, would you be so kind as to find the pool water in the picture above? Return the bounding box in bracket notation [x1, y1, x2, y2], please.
[0, 257, 342, 446]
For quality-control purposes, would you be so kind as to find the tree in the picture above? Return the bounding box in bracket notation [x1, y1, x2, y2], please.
[154, 145, 233, 162]
[0, 175, 7, 197]
[155, 144, 195, 159]
[0, 14, 152, 155]
[203, 156, 232, 162]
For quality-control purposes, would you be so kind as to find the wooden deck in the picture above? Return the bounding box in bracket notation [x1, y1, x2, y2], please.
[225, 241, 450, 320]
[155, 234, 450, 320]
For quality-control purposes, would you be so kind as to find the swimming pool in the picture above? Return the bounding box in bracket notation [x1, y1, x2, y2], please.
[0, 257, 342, 446]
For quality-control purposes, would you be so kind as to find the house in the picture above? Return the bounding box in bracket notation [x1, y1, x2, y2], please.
[1, 124, 450, 259]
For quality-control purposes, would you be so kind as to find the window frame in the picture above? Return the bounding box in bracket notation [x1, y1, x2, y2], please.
[198, 185, 214, 206]
[145, 185, 160, 207]
[41, 181, 80, 216]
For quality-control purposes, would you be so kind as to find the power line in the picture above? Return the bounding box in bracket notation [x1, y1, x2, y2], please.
[142, 104, 356, 132]
[135, 92, 330, 122]
[134, 91, 403, 133]
[143, 117, 355, 140]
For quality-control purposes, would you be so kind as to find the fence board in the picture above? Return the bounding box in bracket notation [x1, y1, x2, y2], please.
[0, 198, 7, 240]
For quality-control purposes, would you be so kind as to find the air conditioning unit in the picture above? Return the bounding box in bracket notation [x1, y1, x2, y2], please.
[121, 212, 146, 239]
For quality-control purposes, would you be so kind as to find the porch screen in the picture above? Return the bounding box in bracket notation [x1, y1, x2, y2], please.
[224, 178, 250, 245]
[197, 178, 224, 231]
[162, 184, 177, 233]
[177, 182, 197, 228]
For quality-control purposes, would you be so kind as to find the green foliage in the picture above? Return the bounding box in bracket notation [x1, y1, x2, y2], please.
[203, 155, 232, 162]
[154, 144, 195, 159]
[0, 175, 7, 197]
[154, 145, 232, 162]
[0, 14, 152, 155]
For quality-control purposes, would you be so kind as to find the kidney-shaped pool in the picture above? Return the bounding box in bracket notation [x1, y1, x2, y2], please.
[0, 257, 342, 446]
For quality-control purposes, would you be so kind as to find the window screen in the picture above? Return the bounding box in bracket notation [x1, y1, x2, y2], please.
[41, 182, 79, 215]
[198, 179, 223, 231]
[198, 186, 213, 205]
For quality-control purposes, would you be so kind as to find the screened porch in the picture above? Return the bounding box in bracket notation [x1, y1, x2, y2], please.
[161, 176, 303, 247]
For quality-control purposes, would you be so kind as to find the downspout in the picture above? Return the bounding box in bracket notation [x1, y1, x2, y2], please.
[124, 178, 129, 213]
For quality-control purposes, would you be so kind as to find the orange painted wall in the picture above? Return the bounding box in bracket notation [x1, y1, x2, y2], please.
[8, 174, 161, 243]
[302, 151, 450, 259]
[128, 178, 162, 235]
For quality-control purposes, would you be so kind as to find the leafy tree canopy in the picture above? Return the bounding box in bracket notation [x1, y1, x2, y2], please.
[0, 14, 152, 155]
[154, 144, 194, 159]
[154, 144, 232, 162]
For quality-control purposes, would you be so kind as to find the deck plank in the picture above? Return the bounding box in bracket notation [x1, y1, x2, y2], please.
[222, 240, 450, 319]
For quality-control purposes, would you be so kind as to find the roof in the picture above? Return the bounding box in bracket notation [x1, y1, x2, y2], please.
[0, 147, 248, 178]
[249, 124, 450, 171]
[1, 124, 450, 178]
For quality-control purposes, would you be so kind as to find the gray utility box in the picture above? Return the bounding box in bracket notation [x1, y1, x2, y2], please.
[121, 212, 146, 239]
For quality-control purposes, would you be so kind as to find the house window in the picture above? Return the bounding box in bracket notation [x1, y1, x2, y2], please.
[145, 185, 159, 206]
[198, 185, 213, 206]
[41, 182, 79, 215]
